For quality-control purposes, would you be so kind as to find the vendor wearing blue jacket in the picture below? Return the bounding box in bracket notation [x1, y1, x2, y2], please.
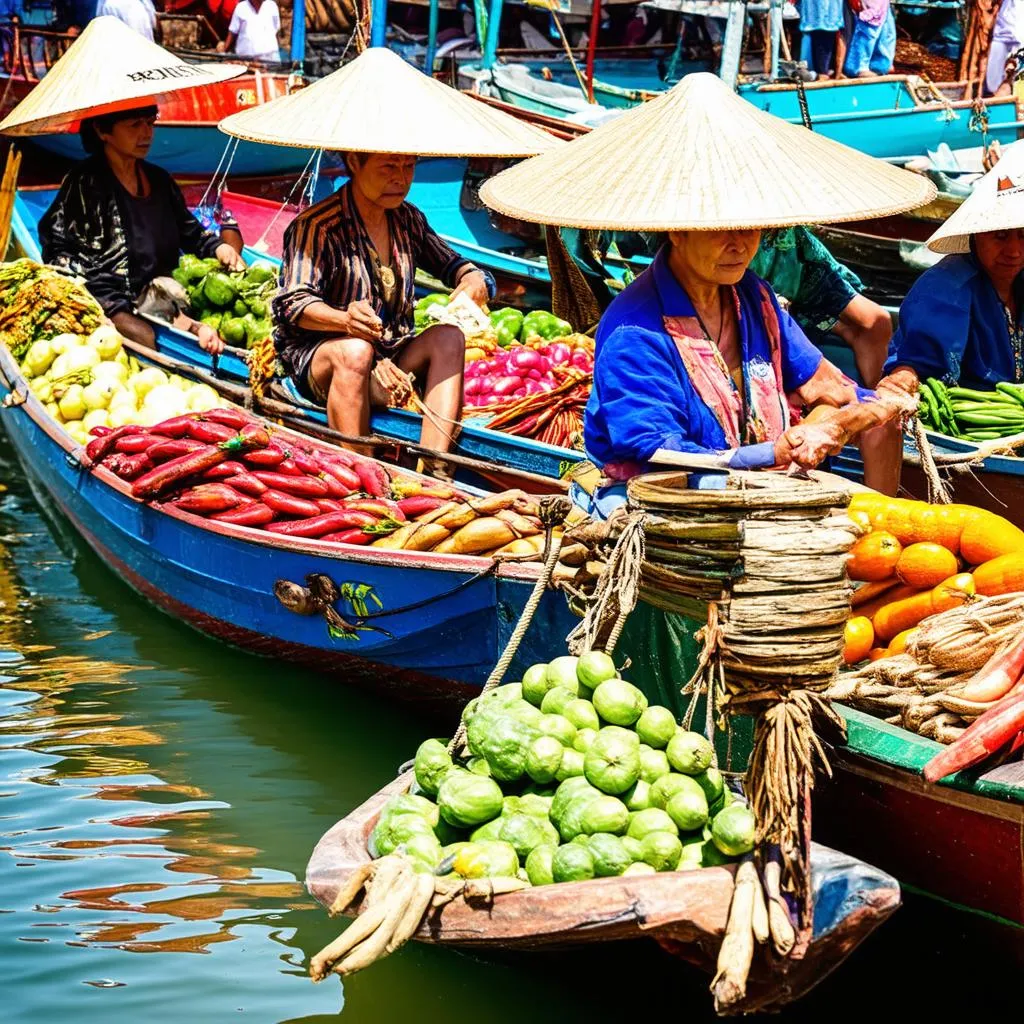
[581, 230, 876, 513]
[887, 230, 1024, 391]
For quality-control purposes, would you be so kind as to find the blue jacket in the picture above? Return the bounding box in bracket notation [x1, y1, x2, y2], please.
[887, 253, 1024, 388]
[584, 246, 823, 469]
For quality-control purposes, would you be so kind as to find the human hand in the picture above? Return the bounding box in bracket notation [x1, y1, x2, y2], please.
[197, 323, 224, 355]
[215, 40, 227, 52]
[876, 367, 920, 398]
[772, 431, 799, 467]
[216, 242, 246, 272]
[343, 299, 383, 342]
[450, 269, 490, 309]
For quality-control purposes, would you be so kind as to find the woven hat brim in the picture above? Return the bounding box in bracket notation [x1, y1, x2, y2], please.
[478, 72, 936, 230]
[0, 17, 246, 137]
[218, 47, 557, 158]
[927, 140, 1024, 253]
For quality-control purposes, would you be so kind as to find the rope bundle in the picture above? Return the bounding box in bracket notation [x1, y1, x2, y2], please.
[623, 470, 857, 1007]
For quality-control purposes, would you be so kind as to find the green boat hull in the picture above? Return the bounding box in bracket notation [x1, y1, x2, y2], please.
[615, 603, 1024, 930]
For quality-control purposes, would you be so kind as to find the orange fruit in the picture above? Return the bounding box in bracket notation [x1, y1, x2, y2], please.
[842, 616, 875, 665]
[847, 530, 903, 582]
[895, 542, 958, 588]
[867, 648, 889, 661]
[887, 627, 918, 656]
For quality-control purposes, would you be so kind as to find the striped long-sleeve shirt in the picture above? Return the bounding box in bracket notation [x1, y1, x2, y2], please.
[273, 184, 494, 378]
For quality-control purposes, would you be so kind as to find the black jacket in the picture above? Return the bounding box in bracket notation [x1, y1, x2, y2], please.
[39, 156, 221, 317]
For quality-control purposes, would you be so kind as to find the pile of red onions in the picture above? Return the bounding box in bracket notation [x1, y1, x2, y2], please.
[463, 342, 594, 409]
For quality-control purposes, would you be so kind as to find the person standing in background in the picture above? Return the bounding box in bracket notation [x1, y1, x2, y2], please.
[216, 0, 281, 62]
[986, 0, 1024, 95]
[95, 0, 157, 41]
[799, 0, 845, 77]
[844, 0, 896, 77]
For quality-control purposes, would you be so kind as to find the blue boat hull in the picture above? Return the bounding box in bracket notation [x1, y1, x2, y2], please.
[0, 349, 577, 704]
[25, 126, 314, 177]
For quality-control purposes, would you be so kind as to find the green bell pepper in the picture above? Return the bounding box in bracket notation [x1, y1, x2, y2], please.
[203, 271, 239, 309]
[490, 308, 523, 348]
[415, 292, 449, 315]
[201, 312, 224, 331]
[244, 261, 277, 286]
[220, 316, 247, 347]
[520, 309, 572, 341]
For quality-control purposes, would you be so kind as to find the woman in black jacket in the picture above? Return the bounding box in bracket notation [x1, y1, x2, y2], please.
[39, 105, 244, 353]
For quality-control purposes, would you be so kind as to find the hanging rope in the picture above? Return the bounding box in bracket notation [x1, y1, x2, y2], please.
[912, 416, 953, 504]
[448, 495, 573, 755]
[566, 510, 647, 657]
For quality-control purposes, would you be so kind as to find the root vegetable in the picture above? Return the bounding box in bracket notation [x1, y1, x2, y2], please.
[251, 471, 330, 498]
[211, 501, 276, 526]
[434, 517, 517, 555]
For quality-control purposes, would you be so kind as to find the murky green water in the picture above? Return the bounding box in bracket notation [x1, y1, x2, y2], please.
[0, 429, 1019, 1024]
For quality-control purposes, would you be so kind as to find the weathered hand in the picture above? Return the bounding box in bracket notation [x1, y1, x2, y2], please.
[344, 299, 383, 342]
[216, 242, 246, 273]
[197, 323, 224, 355]
[450, 269, 490, 309]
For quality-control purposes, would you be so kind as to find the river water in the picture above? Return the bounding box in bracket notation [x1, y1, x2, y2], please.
[0, 428, 1019, 1024]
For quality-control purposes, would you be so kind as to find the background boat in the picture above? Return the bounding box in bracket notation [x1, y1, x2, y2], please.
[0, 21, 315, 175]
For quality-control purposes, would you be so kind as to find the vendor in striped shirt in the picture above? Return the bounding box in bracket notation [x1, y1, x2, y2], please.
[273, 152, 495, 453]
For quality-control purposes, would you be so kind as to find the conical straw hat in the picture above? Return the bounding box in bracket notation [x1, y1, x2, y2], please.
[479, 72, 935, 230]
[0, 17, 246, 137]
[219, 46, 557, 158]
[927, 140, 1024, 253]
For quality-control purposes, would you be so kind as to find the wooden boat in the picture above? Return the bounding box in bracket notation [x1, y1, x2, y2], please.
[0, 21, 313, 175]
[306, 771, 901, 1012]
[0, 343, 578, 708]
[609, 602, 1024, 932]
[463, 63, 1024, 160]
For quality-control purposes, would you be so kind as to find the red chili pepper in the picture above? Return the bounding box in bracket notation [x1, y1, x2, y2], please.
[260, 489, 321, 519]
[148, 437, 207, 462]
[316, 498, 345, 513]
[288, 451, 322, 476]
[275, 458, 305, 477]
[342, 497, 406, 521]
[242, 446, 287, 467]
[228, 472, 269, 497]
[104, 452, 152, 480]
[85, 425, 144, 464]
[314, 456, 359, 493]
[89, 425, 113, 438]
[318, 448, 356, 468]
[203, 407, 251, 429]
[114, 434, 163, 455]
[211, 501, 276, 526]
[355, 458, 390, 497]
[397, 495, 447, 518]
[202, 460, 247, 481]
[265, 510, 379, 538]
[186, 420, 237, 444]
[172, 483, 247, 515]
[319, 472, 348, 498]
[321, 529, 374, 545]
[132, 432, 266, 500]
[250, 471, 329, 498]
[239, 423, 271, 448]
[150, 414, 200, 438]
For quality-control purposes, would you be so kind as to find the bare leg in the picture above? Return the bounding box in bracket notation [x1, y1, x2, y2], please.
[396, 325, 466, 454]
[859, 420, 902, 496]
[830, 293, 892, 387]
[309, 337, 375, 453]
[828, 295, 900, 494]
[112, 311, 155, 349]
